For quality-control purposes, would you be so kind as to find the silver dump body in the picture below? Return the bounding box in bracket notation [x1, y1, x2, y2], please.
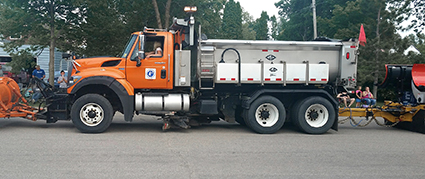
[195, 39, 357, 89]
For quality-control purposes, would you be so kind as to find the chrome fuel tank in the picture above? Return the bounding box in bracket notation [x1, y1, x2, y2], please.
[135, 93, 190, 111]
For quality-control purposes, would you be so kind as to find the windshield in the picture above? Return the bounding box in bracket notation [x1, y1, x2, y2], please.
[120, 35, 137, 58]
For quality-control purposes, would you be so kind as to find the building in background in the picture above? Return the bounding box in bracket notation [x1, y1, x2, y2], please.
[0, 43, 68, 83]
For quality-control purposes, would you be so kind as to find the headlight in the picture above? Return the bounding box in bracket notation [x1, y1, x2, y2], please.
[68, 76, 81, 86]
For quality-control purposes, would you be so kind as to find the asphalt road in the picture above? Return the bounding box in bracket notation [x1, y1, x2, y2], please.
[1, 114, 424, 179]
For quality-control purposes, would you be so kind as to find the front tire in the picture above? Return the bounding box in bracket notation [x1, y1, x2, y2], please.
[243, 96, 286, 134]
[71, 94, 113, 133]
[292, 96, 335, 134]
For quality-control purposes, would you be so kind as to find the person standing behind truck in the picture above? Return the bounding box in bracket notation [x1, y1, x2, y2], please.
[0, 64, 3, 77]
[355, 86, 363, 107]
[57, 70, 68, 92]
[32, 65, 45, 80]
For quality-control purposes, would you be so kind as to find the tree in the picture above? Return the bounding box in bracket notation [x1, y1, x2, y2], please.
[275, 0, 356, 41]
[253, 11, 269, 40]
[0, 0, 84, 85]
[275, 0, 315, 40]
[409, 0, 424, 33]
[221, 0, 242, 39]
[195, 0, 226, 39]
[270, 15, 278, 40]
[405, 33, 425, 64]
[151, 0, 194, 29]
[152, 0, 171, 29]
[241, 9, 256, 40]
[7, 48, 37, 74]
[325, 0, 410, 99]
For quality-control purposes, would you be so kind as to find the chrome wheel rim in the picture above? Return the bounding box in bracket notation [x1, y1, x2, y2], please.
[80, 103, 104, 127]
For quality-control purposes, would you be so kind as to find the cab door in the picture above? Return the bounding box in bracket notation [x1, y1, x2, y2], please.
[126, 33, 173, 89]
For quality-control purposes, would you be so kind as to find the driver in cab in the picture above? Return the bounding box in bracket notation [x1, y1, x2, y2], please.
[146, 41, 162, 59]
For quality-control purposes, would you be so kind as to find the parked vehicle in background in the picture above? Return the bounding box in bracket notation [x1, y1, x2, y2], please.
[0, 62, 29, 86]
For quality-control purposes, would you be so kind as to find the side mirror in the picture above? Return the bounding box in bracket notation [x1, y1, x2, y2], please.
[136, 34, 146, 67]
[138, 51, 145, 60]
[136, 51, 145, 67]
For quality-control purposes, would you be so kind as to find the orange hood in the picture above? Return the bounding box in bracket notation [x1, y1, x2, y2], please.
[74, 57, 123, 68]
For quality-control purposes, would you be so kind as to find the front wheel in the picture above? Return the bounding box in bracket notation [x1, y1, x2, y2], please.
[292, 96, 335, 134]
[71, 94, 113, 133]
[243, 96, 286, 134]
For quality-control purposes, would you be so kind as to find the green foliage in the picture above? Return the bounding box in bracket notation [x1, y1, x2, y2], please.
[221, 0, 242, 39]
[270, 15, 278, 40]
[0, 0, 84, 84]
[253, 11, 269, 40]
[275, 0, 315, 40]
[8, 49, 37, 73]
[275, 0, 356, 40]
[409, 0, 424, 33]
[195, 0, 226, 39]
[405, 33, 425, 64]
[240, 9, 256, 40]
[65, 0, 159, 57]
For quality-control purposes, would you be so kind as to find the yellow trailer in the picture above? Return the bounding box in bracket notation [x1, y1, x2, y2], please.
[338, 64, 425, 133]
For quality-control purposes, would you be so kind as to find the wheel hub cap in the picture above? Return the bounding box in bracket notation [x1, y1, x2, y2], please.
[80, 103, 104, 127]
[88, 111, 97, 118]
[255, 103, 279, 127]
[260, 109, 270, 119]
[308, 110, 319, 120]
[304, 104, 329, 128]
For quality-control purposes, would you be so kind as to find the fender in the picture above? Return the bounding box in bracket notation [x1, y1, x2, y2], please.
[70, 76, 134, 122]
[240, 88, 338, 131]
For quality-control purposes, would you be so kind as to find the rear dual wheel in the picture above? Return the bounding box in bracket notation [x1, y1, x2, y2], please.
[292, 96, 335, 134]
[243, 96, 286, 134]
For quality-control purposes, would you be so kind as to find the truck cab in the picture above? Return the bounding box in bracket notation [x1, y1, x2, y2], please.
[124, 31, 175, 90]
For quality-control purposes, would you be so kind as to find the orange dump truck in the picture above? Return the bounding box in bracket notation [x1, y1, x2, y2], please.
[31, 11, 360, 134]
[2, 8, 364, 134]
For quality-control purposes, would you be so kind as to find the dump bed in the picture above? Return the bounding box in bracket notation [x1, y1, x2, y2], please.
[197, 39, 357, 89]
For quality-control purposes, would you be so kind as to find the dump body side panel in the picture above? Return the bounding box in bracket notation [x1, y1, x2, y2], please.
[198, 39, 357, 89]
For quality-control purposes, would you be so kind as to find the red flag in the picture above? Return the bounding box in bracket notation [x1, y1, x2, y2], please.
[358, 24, 366, 46]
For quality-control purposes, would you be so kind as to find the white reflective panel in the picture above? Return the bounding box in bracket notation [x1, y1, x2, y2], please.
[263, 64, 284, 83]
[241, 63, 261, 83]
[216, 63, 238, 83]
[309, 64, 329, 84]
[286, 64, 306, 83]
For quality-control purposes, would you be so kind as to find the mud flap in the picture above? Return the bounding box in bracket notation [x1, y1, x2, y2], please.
[394, 109, 425, 134]
[411, 109, 425, 133]
[332, 113, 338, 131]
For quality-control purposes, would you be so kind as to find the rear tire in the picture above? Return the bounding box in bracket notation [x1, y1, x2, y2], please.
[243, 96, 286, 134]
[71, 94, 113, 133]
[293, 96, 335, 134]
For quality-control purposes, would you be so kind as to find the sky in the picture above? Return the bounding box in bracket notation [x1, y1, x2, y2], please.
[238, 0, 280, 19]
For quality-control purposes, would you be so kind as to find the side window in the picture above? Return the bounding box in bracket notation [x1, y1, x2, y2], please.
[145, 36, 164, 58]
[130, 42, 139, 60]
